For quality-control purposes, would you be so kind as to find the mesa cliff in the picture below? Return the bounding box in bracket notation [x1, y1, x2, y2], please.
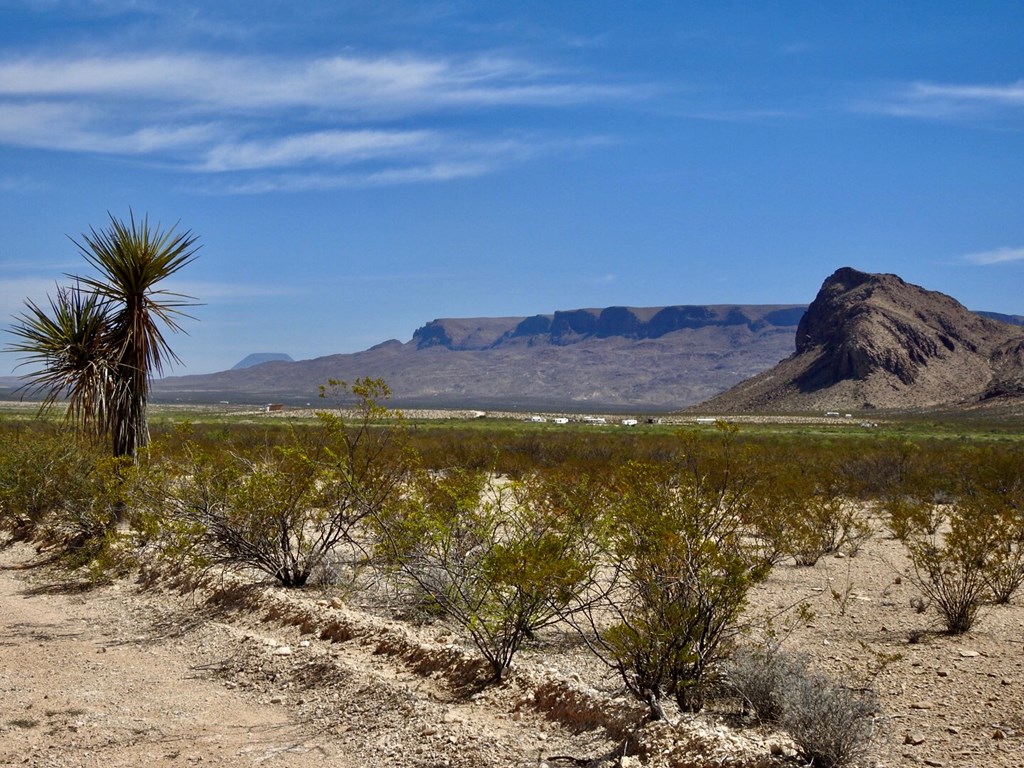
[154, 304, 805, 410]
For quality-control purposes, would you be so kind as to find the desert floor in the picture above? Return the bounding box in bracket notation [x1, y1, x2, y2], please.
[3, 519, 1024, 768]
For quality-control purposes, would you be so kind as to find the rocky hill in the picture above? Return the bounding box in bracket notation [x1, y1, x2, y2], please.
[153, 304, 806, 410]
[699, 267, 1024, 413]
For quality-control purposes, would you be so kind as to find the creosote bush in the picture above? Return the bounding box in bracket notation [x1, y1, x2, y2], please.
[0, 424, 135, 579]
[146, 378, 410, 587]
[375, 465, 604, 680]
[901, 502, 992, 635]
[570, 424, 773, 716]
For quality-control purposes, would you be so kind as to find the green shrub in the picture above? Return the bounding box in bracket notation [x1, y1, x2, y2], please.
[377, 466, 603, 680]
[572, 425, 772, 716]
[149, 379, 410, 587]
[902, 503, 992, 634]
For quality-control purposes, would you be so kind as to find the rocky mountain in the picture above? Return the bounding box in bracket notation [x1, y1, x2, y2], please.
[700, 267, 1024, 413]
[153, 304, 807, 410]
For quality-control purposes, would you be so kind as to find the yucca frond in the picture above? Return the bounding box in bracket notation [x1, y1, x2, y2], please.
[7, 284, 116, 439]
[71, 210, 201, 379]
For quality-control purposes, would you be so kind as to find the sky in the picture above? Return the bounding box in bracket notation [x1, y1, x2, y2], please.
[1, 1, 1023, 377]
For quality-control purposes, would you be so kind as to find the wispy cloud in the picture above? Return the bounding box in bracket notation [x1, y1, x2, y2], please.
[963, 246, 1024, 265]
[854, 80, 1024, 120]
[0, 174, 48, 192]
[0, 49, 644, 189]
[196, 129, 440, 173]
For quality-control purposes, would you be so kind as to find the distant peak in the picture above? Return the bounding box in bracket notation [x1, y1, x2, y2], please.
[232, 352, 294, 370]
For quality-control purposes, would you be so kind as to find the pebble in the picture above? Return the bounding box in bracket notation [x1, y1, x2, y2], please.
[272, 646, 293, 656]
[904, 733, 926, 745]
[958, 650, 980, 658]
[911, 700, 935, 710]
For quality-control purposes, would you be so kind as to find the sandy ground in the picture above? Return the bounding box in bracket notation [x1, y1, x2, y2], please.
[4, 516, 1024, 768]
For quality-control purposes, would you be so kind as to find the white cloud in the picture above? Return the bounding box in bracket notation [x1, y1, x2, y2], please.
[0, 101, 218, 155]
[0, 51, 637, 114]
[197, 129, 439, 172]
[854, 80, 1024, 120]
[204, 161, 493, 194]
[0, 174, 47, 192]
[963, 246, 1024, 265]
[0, 49, 639, 188]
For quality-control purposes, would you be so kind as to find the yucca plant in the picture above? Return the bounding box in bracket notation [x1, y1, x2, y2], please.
[8, 211, 200, 460]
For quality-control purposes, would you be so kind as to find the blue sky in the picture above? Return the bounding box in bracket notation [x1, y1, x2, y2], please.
[1, 1, 1023, 376]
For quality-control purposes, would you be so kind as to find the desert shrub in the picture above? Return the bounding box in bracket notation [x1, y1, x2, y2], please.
[728, 638, 877, 766]
[0, 424, 134, 578]
[0, 426, 99, 539]
[150, 379, 410, 587]
[902, 501, 993, 634]
[376, 466, 603, 680]
[747, 452, 873, 569]
[956, 445, 1024, 604]
[571, 424, 772, 716]
[780, 669, 877, 768]
[881, 442, 958, 543]
[726, 640, 810, 723]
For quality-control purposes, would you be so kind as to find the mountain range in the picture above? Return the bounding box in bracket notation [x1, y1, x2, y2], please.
[4, 267, 1021, 415]
[153, 304, 806, 410]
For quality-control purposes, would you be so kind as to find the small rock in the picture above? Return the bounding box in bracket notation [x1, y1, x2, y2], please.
[904, 733, 926, 745]
[923, 760, 945, 767]
[937, 669, 950, 678]
[272, 646, 293, 656]
[329, 597, 344, 609]
[958, 650, 980, 658]
[946, 726, 959, 734]
[270, 696, 284, 704]
[1002, 678, 1012, 686]
[911, 700, 935, 710]
[992, 729, 1007, 740]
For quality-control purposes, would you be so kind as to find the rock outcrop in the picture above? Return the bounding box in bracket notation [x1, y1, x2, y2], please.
[699, 267, 1024, 413]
